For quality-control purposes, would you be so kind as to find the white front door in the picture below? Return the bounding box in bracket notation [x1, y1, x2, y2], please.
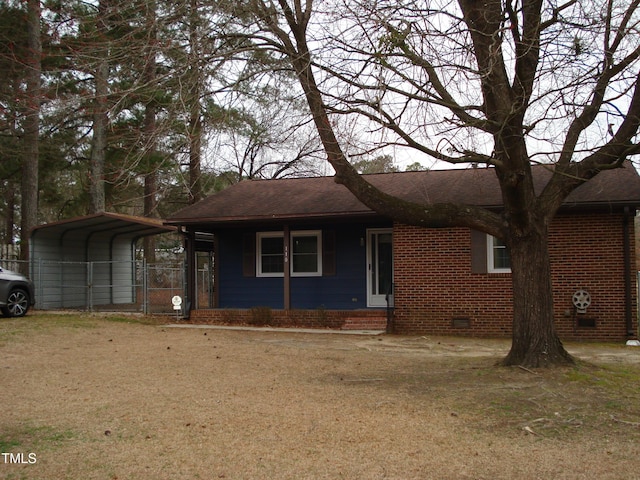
[367, 229, 393, 307]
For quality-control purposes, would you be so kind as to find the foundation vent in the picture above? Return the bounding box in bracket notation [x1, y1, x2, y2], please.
[452, 317, 471, 328]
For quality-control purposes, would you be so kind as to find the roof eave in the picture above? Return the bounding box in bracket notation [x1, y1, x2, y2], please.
[165, 200, 640, 229]
[165, 210, 381, 227]
[558, 201, 640, 213]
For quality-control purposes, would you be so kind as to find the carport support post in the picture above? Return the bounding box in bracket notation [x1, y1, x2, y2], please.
[87, 261, 93, 312]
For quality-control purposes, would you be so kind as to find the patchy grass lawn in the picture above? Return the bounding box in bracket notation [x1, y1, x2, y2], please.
[1, 312, 640, 479]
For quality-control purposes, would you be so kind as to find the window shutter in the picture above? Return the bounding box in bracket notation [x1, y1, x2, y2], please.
[470, 230, 487, 274]
[243, 233, 256, 277]
[322, 230, 336, 276]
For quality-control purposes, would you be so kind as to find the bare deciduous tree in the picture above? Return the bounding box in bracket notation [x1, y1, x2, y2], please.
[232, 0, 640, 367]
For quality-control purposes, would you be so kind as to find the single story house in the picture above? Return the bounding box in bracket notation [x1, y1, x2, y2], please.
[166, 164, 640, 341]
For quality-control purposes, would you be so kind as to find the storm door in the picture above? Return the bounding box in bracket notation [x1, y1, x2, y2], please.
[367, 229, 393, 307]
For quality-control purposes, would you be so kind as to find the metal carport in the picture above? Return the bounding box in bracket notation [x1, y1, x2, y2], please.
[30, 213, 176, 310]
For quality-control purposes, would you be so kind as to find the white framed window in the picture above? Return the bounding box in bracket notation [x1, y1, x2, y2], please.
[256, 230, 322, 277]
[487, 235, 511, 273]
[257, 232, 284, 277]
[291, 230, 322, 277]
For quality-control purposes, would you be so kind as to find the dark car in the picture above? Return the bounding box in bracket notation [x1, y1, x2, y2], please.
[0, 267, 35, 317]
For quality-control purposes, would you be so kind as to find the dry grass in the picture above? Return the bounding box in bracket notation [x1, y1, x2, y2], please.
[1, 313, 640, 479]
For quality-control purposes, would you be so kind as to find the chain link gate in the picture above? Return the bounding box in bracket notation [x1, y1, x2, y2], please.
[141, 261, 187, 314]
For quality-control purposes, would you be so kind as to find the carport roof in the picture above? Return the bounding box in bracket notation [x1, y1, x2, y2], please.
[31, 212, 176, 240]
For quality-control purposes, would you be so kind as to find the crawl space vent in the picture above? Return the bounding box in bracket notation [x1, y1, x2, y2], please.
[576, 317, 597, 328]
[452, 317, 471, 328]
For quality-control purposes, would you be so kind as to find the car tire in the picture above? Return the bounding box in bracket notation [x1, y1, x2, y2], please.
[1, 289, 30, 317]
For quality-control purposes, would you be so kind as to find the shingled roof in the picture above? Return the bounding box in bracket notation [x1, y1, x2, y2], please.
[166, 164, 640, 226]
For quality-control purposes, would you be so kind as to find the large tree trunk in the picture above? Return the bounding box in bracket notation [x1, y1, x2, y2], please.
[89, 59, 108, 214]
[88, 0, 110, 214]
[142, 0, 158, 265]
[2, 184, 16, 245]
[143, 100, 158, 264]
[187, 0, 204, 204]
[502, 225, 574, 367]
[143, 171, 157, 264]
[188, 107, 203, 204]
[20, 0, 41, 268]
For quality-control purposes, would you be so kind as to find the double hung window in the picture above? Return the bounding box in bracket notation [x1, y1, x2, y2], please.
[291, 232, 321, 276]
[257, 233, 285, 276]
[487, 235, 511, 272]
[256, 231, 322, 277]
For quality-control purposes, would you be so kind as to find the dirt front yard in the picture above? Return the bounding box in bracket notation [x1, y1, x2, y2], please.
[1, 313, 640, 479]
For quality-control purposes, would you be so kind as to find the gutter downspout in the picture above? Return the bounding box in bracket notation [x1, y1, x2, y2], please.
[623, 207, 634, 337]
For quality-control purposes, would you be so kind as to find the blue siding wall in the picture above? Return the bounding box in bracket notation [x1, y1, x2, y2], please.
[217, 224, 381, 310]
[291, 225, 366, 309]
[218, 229, 284, 308]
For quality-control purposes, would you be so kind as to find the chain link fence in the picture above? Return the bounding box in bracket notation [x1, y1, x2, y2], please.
[0, 258, 199, 315]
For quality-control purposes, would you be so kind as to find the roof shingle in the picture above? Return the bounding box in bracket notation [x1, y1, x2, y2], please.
[167, 164, 640, 225]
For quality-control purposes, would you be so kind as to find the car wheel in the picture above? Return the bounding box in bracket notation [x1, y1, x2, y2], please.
[3, 289, 30, 317]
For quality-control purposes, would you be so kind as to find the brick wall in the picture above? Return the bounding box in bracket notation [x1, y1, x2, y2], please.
[549, 214, 636, 340]
[189, 307, 388, 330]
[392, 212, 637, 341]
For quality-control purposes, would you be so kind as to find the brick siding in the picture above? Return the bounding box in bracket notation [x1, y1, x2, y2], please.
[189, 308, 388, 331]
[392, 213, 637, 341]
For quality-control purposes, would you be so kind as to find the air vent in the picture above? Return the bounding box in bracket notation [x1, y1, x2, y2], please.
[577, 317, 596, 328]
[452, 317, 471, 328]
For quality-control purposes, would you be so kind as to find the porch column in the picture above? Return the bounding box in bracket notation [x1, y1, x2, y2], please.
[283, 224, 290, 310]
[184, 228, 196, 317]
